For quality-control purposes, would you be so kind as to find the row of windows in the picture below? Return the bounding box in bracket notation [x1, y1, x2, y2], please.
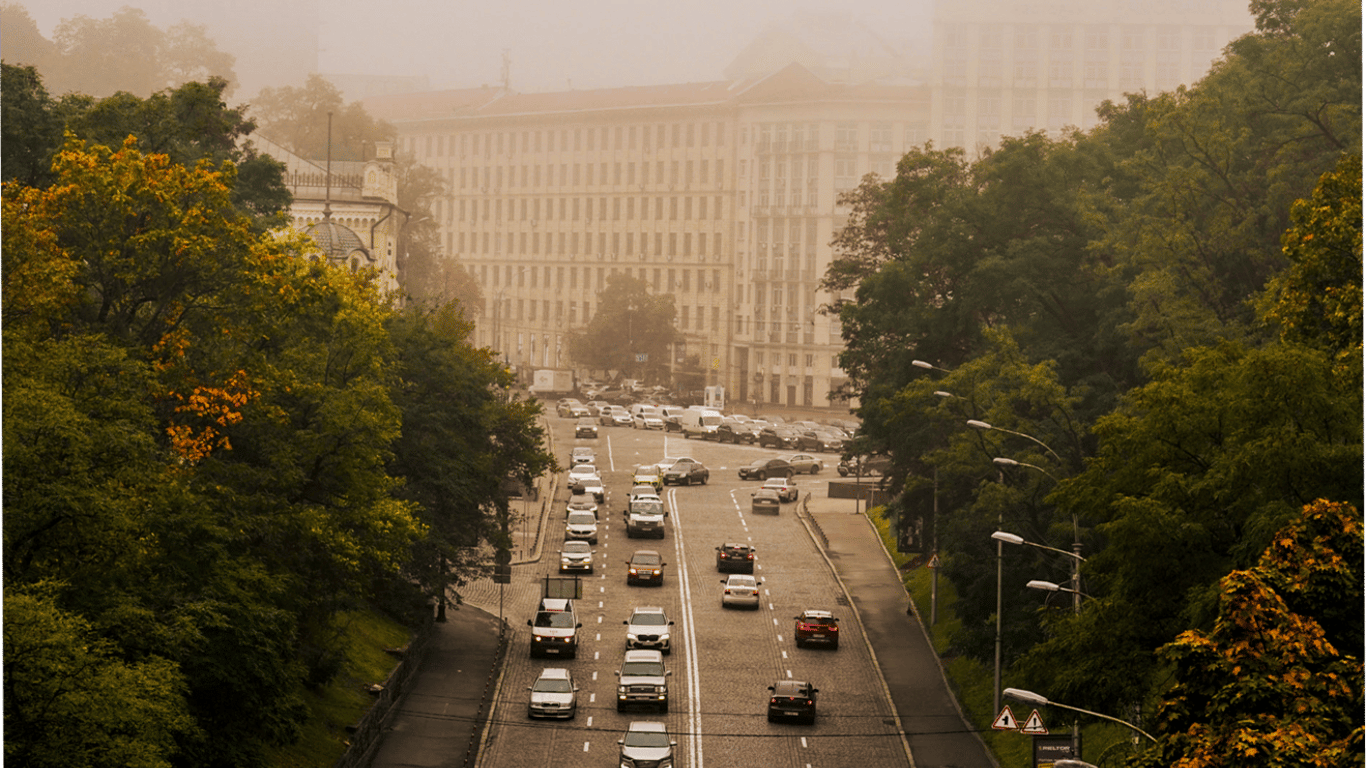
[495, 297, 727, 332]
[750, 350, 823, 370]
[485, 263, 724, 291]
[459, 230, 726, 259]
[751, 122, 927, 154]
[448, 196, 727, 224]
[410, 121, 729, 159]
[945, 23, 1227, 54]
[456, 159, 726, 190]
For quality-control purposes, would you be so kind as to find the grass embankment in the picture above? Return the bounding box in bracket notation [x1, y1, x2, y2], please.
[865, 509, 1132, 768]
[267, 608, 413, 768]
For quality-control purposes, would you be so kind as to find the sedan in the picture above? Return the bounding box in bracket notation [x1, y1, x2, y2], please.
[761, 477, 799, 503]
[780, 453, 824, 474]
[527, 668, 579, 719]
[767, 680, 818, 724]
[751, 488, 782, 514]
[713, 420, 760, 444]
[624, 606, 674, 654]
[662, 457, 709, 486]
[738, 458, 795, 481]
[721, 574, 763, 609]
[626, 550, 666, 586]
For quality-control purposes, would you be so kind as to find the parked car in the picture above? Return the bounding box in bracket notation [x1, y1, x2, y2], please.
[661, 457, 710, 486]
[618, 721, 675, 765]
[837, 454, 893, 477]
[758, 425, 803, 449]
[761, 477, 799, 502]
[780, 453, 824, 474]
[716, 543, 757, 573]
[793, 610, 840, 649]
[559, 541, 595, 574]
[713, 419, 760, 444]
[738, 458, 795, 481]
[527, 667, 579, 719]
[575, 417, 598, 438]
[767, 680, 818, 723]
[720, 574, 763, 610]
[624, 606, 674, 654]
[626, 550, 667, 586]
[751, 488, 782, 514]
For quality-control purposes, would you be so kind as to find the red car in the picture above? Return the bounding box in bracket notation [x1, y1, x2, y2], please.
[793, 610, 840, 649]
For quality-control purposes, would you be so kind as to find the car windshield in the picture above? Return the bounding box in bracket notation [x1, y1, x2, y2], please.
[534, 612, 576, 628]
[563, 542, 590, 554]
[623, 730, 670, 748]
[631, 613, 667, 626]
[632, 553, 661, 565]
[533, 678, 573, 693]
[631, 501, 663, 515]
[729, 576, 756, 587]
[620, 661, 665, 676]
[567, 512, 596, 525]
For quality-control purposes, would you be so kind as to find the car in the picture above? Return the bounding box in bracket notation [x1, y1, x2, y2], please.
[527, 667, 579, 719]
[567, 403, 591, 418]
[575, 417, 598, 438]
[658, 405, 687, 432]
[767, 680, 818, 723]
[568, 463, 600, 486]
[837, 454, 893, 477]
[761, 477, 799, 502]
[632, 464, 664, 492]
[721, 574, 763, 609]
[559, 541, 595, 573]
[555, 398, 584, 418]
[738, 458, 795, 481]
[565, 510, 599, 544]
[616, 650, 671, 712]
[624, 606, 674, 653]
[751, 488, 782, 514]
[632, 406, 666, 430]
[624, 495, 668, 539]
[626, 550, 666, 586]
[585, 400, 611, 416]
[570, 446, 596, 466]
[565, 492, 598, 518]
[716, 543, 757, 573]
[527, 599, 581, 658]
[793, 610, 840, 649]
[628, 485, 660, 502]
[758, 425, 803, 449]
[661, 457, 710, 486]
[618, 721, 675, 766]
[608, 407, 634, 427]
[575, 474, 607, 503]
[714, 419, 760, 444]
[779, 453, 824, 474]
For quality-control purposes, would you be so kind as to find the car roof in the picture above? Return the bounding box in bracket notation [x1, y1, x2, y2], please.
[631, 549, 661, 558]
[726, 574, 757, 582]
[630, 606, 667, 615]
[753, 489, 781, 498]
[540, 598, 572, 611]
[799, 609, 835, 619]
[772, 680, 810, 693]
[627, 721, 667, 733]
[623, 649, 663, 662]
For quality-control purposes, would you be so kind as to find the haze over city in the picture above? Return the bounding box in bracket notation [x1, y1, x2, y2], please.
[21, 0, 935, 95]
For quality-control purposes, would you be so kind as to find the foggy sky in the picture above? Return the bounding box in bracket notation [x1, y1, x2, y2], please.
[27, 0, 934, 93]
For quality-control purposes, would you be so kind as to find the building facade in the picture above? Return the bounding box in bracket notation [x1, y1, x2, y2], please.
[367, 64, 930, 409]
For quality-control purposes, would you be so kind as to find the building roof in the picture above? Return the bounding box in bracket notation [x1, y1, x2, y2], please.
[304, 219, 370, 263]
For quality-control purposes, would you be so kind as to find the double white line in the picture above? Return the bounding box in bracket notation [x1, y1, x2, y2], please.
[667, 486, 704, 768]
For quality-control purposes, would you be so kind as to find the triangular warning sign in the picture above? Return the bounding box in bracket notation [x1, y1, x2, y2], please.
[992, 704, 1019, 730]
[1021, 709, 1049, 734]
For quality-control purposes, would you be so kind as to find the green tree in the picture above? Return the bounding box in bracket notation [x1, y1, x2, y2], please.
[1129, 499, 1363, 768]
[251, 74, 394, 161]
[0, 63, 64, 187]
[567, 273, 681, 382]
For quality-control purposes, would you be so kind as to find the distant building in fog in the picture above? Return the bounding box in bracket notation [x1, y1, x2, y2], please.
[251, 135, 402, 294]
[930, 0, 1254, 149]
[365, 63, 930, 410]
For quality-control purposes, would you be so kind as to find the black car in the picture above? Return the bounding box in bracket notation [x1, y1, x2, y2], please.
[758, 426, 803, 449]
[738, 458, 795, 481]
[716, 543, 757, 573]
[661, 457, 710, 486]
[713, 420, 760, 444]
[767, 680, 818, 724]
[837, 454, 892, 477]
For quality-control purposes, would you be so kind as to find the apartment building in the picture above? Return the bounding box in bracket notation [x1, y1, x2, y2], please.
[930, 0, 1254, 148]
[367, 64, 930, 409]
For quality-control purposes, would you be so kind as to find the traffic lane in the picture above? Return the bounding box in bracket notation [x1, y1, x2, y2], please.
[669, 478, 908, 768]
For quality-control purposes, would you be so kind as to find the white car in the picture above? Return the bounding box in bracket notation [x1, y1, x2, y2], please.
[633, 407, 666, 430]
[570, 446, 596, 466]
[568, 464, 599, 485]
[559, 541, 594, 573]
[527, 667, 579, 719]
[721, 574, 763, 610]
[624, 606, 674, 654]
[565, 511, 599, 544]
[618, 721, 675, 766]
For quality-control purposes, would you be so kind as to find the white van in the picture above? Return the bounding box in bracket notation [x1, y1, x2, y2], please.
[679, 408, 722, 439]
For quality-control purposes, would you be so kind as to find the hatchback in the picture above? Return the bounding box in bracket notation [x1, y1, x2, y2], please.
[767, 680, 818, 724]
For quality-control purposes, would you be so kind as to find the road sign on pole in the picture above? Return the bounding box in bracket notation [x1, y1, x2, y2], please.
[992, 705, 1020, 730]
[1022, 709, 1049, 735]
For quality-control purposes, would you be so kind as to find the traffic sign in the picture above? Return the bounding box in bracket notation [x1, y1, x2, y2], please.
[927, 553, 941, 569]
[992, 705, 1019, 730]
[1022, 709, 1049, 734]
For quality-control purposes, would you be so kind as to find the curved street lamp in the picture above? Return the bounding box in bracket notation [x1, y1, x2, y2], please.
[968, 419, 1064, 464]
[1003, 688, 1157, 744]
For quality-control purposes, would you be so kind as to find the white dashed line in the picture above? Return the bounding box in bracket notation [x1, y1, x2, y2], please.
[786, 669, 793, 678]
[583, 742, 590, 752]
[802, 738, 809, 748]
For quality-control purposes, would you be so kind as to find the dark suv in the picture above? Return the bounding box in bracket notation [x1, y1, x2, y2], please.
[715, 543, 757, 573]
[837, 454, 892, 476]
[793, 610, 840, 649]
[767, 680, 818, 723]
[758, 426, 802, 449]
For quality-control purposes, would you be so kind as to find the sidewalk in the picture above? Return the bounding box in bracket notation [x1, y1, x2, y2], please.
[365, 487, 995, 768]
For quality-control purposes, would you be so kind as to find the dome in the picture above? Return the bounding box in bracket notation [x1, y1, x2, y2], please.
[304, 219, 371, 265]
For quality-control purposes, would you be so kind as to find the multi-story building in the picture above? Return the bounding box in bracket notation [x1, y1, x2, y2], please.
[366, 64, 930, 410]
[929, 0, 1254, 149]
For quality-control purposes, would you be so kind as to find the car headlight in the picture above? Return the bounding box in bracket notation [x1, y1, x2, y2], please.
[655, 685, 667, 693]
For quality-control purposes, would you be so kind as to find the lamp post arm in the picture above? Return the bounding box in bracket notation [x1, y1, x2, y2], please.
[996, 426, 1064, 464]
[1037, 699, 1157, 744]
[1020, 539, 1085, 562]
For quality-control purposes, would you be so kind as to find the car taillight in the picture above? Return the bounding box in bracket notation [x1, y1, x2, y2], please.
[746, 553, 755, 560]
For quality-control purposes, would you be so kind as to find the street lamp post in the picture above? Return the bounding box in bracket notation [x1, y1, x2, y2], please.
[1003, 688, 1157, 744]
[969, 419, 1064, 464]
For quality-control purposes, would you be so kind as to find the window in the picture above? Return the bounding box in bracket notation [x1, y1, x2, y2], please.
[835, 123, 858, 152]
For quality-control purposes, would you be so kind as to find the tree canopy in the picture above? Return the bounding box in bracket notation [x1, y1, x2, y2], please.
[567, 273, 682, 382]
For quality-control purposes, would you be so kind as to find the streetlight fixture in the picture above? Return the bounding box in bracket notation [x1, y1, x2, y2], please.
[1003, 688, 1157, 744]
[968, 420, 1064, 464]
[1026, 579, 1091, 600]
[993, 456, 1059, 483]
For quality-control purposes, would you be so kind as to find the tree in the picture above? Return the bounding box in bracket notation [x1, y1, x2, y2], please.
[48, 7, 237, 98]
[0, 3, 61, 74]
[1128, 500, 1363, 768]
[567, 273, 681, 382]
[1, 63, 64, 187]
[251, 74, 394, 161]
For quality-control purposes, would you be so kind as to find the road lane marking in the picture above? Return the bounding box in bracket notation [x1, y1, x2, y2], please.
[801, 739, 809, 749]
[583, 742, 590, 752]
[668, 485, 705, 768]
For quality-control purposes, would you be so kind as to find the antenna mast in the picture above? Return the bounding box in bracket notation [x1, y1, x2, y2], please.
[501, 49, 512, 91]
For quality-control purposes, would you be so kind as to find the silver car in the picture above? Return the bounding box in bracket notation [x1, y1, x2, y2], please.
[527, 667, 579, 719]
[559, 541, 594, 573]
[721, 574, 763, 610]
[618, 721, 675, 767]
